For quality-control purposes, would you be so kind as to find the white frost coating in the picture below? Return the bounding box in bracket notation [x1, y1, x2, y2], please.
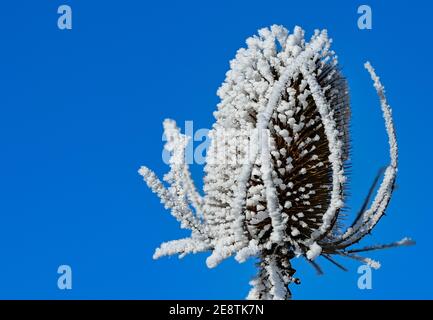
[232, 29, 331, 244]
[182, 166, 204, 216]
[138, 167, 173, 209]
[206, 236, 244, 268]
[343, 253, 381, 270]
[230, 129, 258, 246]
[291, 228, 300, 237]
[365, 62, 398, 169]
[139, 119, 206, 262]
[235, 239, 260, 263]
[365, 258, 381, 270]
[302, 67, 344, 244]
[162, 121, 204, 217]
[139, 120, 203, 232]
[153, 237, 211, 259]
[139, 26, 409, 300]
[260, 128, 286, 243]
[266, 258, 288, 300]
[337, 62, 398, 247]
[247, 274, 271, 300]
[306, 242, 322, 260]
[139, 165, 201, 232]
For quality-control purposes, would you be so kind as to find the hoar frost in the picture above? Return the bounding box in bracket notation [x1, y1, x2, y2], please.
[139, 25, 414, 300]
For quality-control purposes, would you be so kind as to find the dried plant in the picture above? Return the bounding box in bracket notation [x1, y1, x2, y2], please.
[139, 25, 414, 299]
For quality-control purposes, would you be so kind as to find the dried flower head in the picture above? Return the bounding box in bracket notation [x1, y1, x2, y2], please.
[139, 25, 414, 299]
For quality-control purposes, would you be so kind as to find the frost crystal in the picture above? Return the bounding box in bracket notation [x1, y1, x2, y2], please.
[139, 25, 413, 299]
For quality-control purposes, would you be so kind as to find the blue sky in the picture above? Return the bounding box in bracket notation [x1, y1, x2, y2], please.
[0, 0, 432, 299]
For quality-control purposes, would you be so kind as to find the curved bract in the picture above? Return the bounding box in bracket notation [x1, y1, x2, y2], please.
[139, 25, 414, 300]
